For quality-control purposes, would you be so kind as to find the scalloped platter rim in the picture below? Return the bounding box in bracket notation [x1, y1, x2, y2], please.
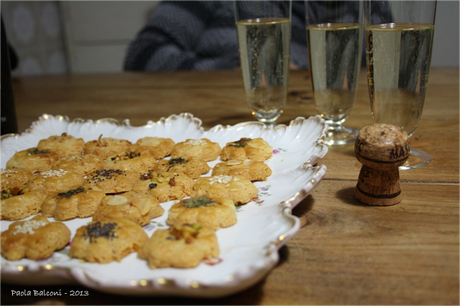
[1, 113, 328, 298]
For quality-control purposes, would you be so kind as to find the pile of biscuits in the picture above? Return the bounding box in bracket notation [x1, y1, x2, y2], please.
[1, 133, 273, 269]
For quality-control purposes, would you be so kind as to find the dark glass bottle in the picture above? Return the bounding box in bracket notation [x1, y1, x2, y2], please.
[1, 17, 18, 135]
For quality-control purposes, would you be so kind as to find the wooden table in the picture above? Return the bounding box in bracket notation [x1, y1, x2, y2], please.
[3, 68, 459, 305]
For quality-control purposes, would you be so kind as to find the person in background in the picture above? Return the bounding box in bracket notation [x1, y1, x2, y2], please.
[124, 0, 307, 71]
[124, 1, 389, 72]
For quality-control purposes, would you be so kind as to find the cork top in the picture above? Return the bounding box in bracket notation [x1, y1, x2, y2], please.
[355, 123, 410, 164]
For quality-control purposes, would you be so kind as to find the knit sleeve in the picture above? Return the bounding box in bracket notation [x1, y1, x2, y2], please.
[124, 1, 215, 71]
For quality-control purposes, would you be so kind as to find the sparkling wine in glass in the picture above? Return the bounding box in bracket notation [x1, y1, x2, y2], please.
[305, 0, 363, 145]
[365, 0, 436, 169]
[234, 0, 292, 126]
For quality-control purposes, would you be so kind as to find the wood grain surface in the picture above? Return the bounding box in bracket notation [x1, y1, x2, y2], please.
[3, 67, 458, 305]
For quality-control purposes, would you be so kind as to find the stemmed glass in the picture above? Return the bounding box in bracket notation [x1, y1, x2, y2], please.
[365, 0, 436, 170]
[234, 0, 292, 126]
[305, 0, 363, 145]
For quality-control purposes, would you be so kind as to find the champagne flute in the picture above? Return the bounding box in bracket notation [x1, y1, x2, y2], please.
[234, 0, 292, 126]
[365, 0, 436, 170]
[305, 0, 363, 145]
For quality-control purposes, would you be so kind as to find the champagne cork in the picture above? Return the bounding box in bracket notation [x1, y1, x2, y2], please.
[354, 123, 410, 206]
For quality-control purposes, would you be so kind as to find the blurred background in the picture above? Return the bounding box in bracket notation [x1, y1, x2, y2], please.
[2, 0, 458, 76]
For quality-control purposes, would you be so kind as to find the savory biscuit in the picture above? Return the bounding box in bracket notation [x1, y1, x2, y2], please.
[84, 169, 138, 194]
[133, 137, 175, 159]
[191, 175, 258, 205]
[69, 219, 148, 263]
[83, 136, 132, 160]
[1, 168, 32, 189]
[170, 138, 221, 162]
[220, 137, 273, 162]
[137, 224, 219, 269]
[41, 185, 106, 220]
[167, 196, 236, 230]
[37, 133, 85, 158]
[1, 215, 71, 260]
[133, 171, 194, 203]
[93, 191, 164, 226]
[103, 151, 156, 175]
[1, 188, 47, 220]
[153, 157, 210, 179]
[6, 148, 59, 173]
[212, 159, 272, 181]
[27, 169, 85, 193]
[52, 153, 104, 175]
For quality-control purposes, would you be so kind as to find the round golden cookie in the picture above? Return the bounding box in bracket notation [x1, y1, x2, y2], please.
[167, 196, 237, 231]
[138, 224, 219, 269]
[133, 137, 175, 159]
[52, 153, 104, 175]
[170, 138, 221, 162]
[69, 218, 148, 263]
[1, 215, 71, 260]
[104, 151, 157, 175]
[84, 169, 138, 194]
[220, 137, 273, 162]
[1, 168, 32, 189]
[27, 169, 85, 193]
[83, 136, 132, 160]
[37, 133, 85, 158]
[153, 157, 210, 179]
[6, 148, 59, 173]
[41, 185, 106, 220]
[1, 188, 47, 220]
[212, 159, 272, 181]
[191, 175, 258, 205]
[133, 171, 195, 203]
[93, 191, 164, 226]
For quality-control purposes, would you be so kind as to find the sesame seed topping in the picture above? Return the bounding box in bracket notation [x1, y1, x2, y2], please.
[186, 139, 206, 146]
[36, 169, 67, 178]
[1, 169, 18, 175]
[209, 175, 239, 185]
[13, 219, 48, 235]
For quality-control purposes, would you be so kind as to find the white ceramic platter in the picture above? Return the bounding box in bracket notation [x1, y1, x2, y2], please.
[1, 113, 328, 298]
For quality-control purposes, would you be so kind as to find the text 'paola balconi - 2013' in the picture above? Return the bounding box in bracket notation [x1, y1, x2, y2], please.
[11, 289, 90, 297]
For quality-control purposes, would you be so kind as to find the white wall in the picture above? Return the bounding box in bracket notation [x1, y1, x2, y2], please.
[60, 1, 161, 73]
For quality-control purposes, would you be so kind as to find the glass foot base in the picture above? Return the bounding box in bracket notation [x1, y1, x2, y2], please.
[253, 110, 282, 126]
[325, 126, 360, 146]
[399, 148, 432, 170]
